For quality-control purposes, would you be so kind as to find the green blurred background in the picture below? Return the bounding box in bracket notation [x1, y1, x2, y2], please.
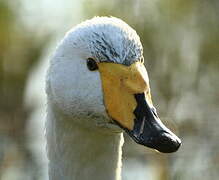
[0, 0, 218, 179]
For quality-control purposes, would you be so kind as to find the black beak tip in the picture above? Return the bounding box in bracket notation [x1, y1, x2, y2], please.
[152, 132, 181, 153]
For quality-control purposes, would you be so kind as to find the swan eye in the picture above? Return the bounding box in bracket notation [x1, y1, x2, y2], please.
[140, 57, 144, 63]
[87, 58, 98, 71]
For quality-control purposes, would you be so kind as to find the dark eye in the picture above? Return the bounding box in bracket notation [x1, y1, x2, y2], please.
[140, 57, 144, 63]
[87, 58, 98, 71]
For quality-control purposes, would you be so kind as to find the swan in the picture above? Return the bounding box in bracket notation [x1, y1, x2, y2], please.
[46, 16, 181, 180]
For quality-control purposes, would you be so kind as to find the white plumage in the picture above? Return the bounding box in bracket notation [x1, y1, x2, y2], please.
[45, 16, 181, 180]
[46, 16, 144, 180]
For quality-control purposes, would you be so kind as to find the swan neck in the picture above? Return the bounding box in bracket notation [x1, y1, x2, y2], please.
[46, 104, 124, 180]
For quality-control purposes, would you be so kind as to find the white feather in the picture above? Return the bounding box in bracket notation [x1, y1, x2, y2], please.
[46, 16, 143, 180]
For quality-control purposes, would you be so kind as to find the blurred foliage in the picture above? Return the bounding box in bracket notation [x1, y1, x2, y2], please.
[0, 0, 49, 179]
[82, 0, 219, 179]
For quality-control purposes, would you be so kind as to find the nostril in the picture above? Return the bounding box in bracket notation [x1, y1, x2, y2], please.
[151, 107, 158, 118]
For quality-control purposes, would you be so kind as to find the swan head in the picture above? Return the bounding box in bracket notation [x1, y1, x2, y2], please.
[46, 17, 181, 153]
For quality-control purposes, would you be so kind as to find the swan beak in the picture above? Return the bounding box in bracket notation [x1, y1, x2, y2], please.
[98, 62, 181, 153]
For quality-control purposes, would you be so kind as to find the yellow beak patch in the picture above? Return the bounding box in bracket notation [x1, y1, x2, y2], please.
[98, 62, 153, 130]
